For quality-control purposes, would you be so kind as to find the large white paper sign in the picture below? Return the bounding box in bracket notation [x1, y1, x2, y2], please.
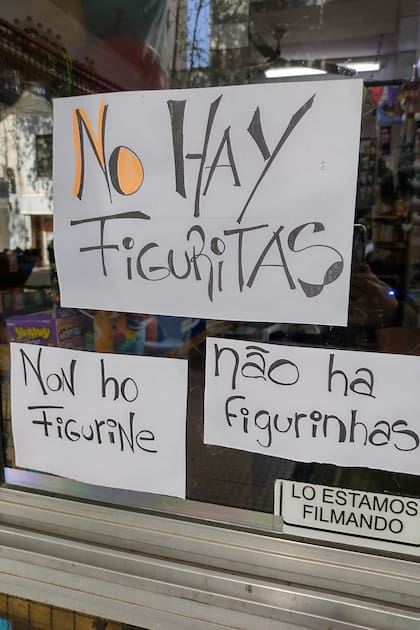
[11, 343, 187, 498]
[204, 337, 420, 475]
[53, 80, 362, 325]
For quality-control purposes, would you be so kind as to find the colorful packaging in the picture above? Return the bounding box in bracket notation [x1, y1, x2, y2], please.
[93, 310, 114, 353]
[147, 316, 205, 354]
[113, 313, 158, 354]
[6, 309, 84, 348]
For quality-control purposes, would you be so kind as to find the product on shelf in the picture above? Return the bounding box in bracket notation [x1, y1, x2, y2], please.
[6, 308, 84, 348]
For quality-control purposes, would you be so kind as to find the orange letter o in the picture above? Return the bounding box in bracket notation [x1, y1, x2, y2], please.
[109, 146, 144, 195]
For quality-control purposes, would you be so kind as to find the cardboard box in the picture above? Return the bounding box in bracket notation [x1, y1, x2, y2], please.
[6, 309, 84, 348]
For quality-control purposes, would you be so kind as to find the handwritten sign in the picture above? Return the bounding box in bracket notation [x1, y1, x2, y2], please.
[53, 80, 362, 325]
[274, 480, 420, 554]
[204, 337, 420, 475]
[11, 343, 188, 497]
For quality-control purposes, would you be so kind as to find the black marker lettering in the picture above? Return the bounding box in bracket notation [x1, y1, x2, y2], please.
[237, 94, 315, 223]
[288, 222, 343, 297]
[224, 223, 268, 291]
[247, 226, 295, 290]
[71, 210, 150, 277]
[186, 95, 223, 217]
[167, 99, 187, 198]
[203, 126, 241, 194]
[247, 107, 271, 160]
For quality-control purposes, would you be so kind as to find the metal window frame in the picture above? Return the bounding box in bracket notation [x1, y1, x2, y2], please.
[0, 487, 420, 629]
[0, 378, 5, 486]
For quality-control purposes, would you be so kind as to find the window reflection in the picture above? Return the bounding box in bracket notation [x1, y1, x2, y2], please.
[1, 0, 420, 530]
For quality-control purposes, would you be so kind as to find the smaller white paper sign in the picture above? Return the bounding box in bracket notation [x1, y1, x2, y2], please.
[11, 343, 188, 498]
[204, 337, 420, 475]
[275, 480, 420, 555]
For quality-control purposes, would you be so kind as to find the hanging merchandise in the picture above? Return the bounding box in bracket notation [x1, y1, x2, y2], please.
[370, 85, 384, 105]
[378, 125, 392, 155]
[400, 70, 420, 149]
[395, 73, 419, 204]
[377, 85, 402, 126]
[410, 113, 420, 223]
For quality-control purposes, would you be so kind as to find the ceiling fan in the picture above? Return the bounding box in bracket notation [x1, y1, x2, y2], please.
[250, 24, 356, 78]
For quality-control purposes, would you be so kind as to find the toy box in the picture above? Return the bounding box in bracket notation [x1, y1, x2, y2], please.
[112, 313, 158, 354]
[6, 309, 84, 348]
[147, 316, 205, 354]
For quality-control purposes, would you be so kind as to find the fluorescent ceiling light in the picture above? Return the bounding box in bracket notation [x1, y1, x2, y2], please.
[265, 66, 327, 78]
[345, 61, 380, 73]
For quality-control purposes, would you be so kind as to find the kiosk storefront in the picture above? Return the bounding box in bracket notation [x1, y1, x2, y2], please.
[1, 1, 420, 628]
